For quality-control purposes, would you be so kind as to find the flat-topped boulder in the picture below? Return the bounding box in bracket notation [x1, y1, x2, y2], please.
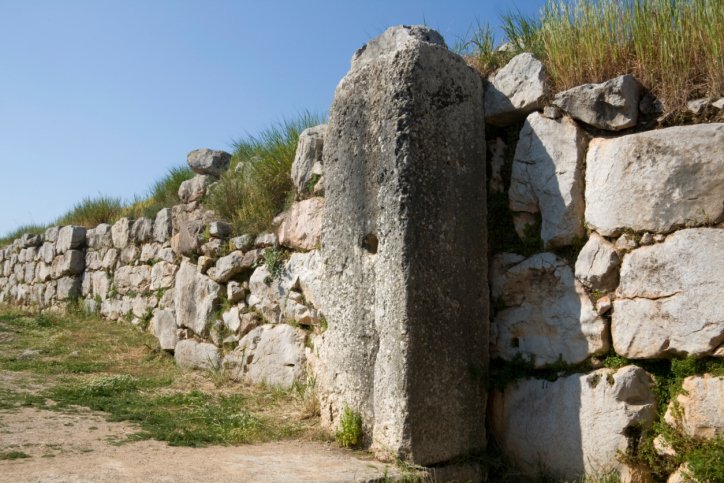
[485, 53, 547, 126]
[187, 148, 231, 177]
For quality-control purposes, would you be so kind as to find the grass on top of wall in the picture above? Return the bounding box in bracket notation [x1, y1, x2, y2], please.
[206, 111, 324, 236]
[463, 0, 724, 118]
[0, 167, 193, 248]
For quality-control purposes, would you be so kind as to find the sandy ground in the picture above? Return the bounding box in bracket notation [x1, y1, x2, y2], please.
[0, 407, 396, 482]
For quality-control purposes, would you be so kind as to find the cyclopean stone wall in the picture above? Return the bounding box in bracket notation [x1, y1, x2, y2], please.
[1, 25, 723, 482]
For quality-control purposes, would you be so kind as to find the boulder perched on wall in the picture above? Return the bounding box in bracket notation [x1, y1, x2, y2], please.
[553, 74, 642, 131]
[291, 125, 326, 197]
[490, 252, 608, 367]
[509, 112, 588, 247]
[612, 228, 724, 358]
[585, 123, 724, 236]
[187, 148, 231, 177]
[490, 366, 656, 480]
[318, 25, 487, 466]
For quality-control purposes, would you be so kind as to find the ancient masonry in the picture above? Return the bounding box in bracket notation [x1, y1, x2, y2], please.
[1, 26, 722, 481]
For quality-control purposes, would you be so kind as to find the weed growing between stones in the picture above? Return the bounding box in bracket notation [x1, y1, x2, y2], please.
[262, 247, 286, 283]
[335, 406, 362, 448]
[0, 450, 31, 460]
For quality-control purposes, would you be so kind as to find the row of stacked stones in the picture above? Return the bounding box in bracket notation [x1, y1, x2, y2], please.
[484, 52, 723, 480]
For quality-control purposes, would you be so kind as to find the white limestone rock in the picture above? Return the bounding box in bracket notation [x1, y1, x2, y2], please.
[151, 309, 178, 351]
[178, 174, 214, 203]
[553, 74, 642, 131]
[509, 113, 588, 247]
[574, 233, 620, 291]
[173, 260, 222, 335]
[585, 123, 724, 236]
[111, 218, 133, 249]
[56, 226, 86, 253]
[664, 374, 723, 440]
[491, 252, 608, 367]
[291, 124, 326, 196]
[174, 339, 221, 370]
[490, 365, 656, 480]
[207, 251, 245, 283]
[223, 324, 306, 388]
[87, 224, 113, 249]
[485, 53, 547, 126]
[612, 228, 724, 358]
[113, 265, 152, 295]
[131, 217, 154, 244]
[150, 261, 178, 290]
[277, 197, 324, 251]
[153, 207, 173, 243]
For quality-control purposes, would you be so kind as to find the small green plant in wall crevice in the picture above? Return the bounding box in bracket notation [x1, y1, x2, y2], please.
[335, 405, 362, 448]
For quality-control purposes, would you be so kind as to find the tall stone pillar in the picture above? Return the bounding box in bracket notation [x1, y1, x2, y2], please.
[318, 25, 488, 466]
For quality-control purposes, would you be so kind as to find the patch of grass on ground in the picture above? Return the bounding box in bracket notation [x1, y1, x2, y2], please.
[0, 450, 31, 460]
[0, 304, 326, 447]
[206, 112, 324, 236]
[462, 0, 723, 119]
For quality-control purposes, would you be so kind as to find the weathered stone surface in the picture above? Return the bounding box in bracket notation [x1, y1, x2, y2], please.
[153, 208, 173, 243]
[491, 252, 608, 367]
[575, 233, 620, 291]
[111, 218, 133, 249]
[39, 242, 55, 265]
[318, 26, 487, 465]
[490, 366, 656, 480]
[488, 137, 506, 194]
[585, 124, 724, 236]
[291, 124, 326, 197]
[485, 53, 547, 126]
[207, 251, 244, 283]
[613, 228, 724, 358]
[174, 260, 222, 336]
[56, 226, 86, 253]
[131, 217, 154, 244]
[87, 224, 113, 249]
[230, 234, 253, 252]
[51, 250, 85, 278]
[150, 261, 178, 291]
[200, 239, 224, 258]
[119, 245, 138, 264]
[254, 233, 277, 248]
[208, 221, 232, 239]
[277, 198, 324, 251]
[187, 148, 231, 177]
[223, 324, 306, 388]
[139, 243, 160, 263]
[89, 271, 110, 300]
[101, 248, 118, 270]
[178, 174, 214, 203]
[509, 112, 588, 247]
[151, 309, 178, 351]
[664, 374, 724, 440]
[171, 212, 207, 256]
[553, 75, 642, 131]
[19, 233, 42, 248]
[174, 339, 221, 370]
[227, 280, 245, 304]
[221, 306, 241, 333]
[56, 276, 82, 300]
[113, 265, 152, 295]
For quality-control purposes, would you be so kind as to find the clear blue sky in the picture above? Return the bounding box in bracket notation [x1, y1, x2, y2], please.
[0, 0, 544, 236]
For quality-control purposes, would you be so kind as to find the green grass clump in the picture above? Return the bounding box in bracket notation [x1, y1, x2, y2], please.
[56, 195, 125, 227]
[0, 450, 31, 460]
[206, 112, 324, 236]
[0, 304, 326, 447]
[335, 406, 362, 448]
[464, 0, 724, 118]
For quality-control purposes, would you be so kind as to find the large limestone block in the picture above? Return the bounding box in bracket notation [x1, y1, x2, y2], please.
[151, 309, 178, 351]
[111, 218, 133, 249]
[207, 251, 245, 284]
[490, 366, 656, 480]
[318, 26, 487, 465]
[153, 208, 173, 243]
[485, 52, 547, 126]
[56, 275, 82, 300]
[56, 226, 86, 253]
[509, 112, 588, 247]
[291, 124, 326, 197]
[491, 252, 608, 367]
[174, 260, 222, 336]
[131, 217, 154, 244]
[553, 74, 642, 131]
[664, 374, 724, 440]
[223, 324, 306, 388]
[574, 232, 620, 291]
[87, 224, 113, 249]
[612, 228, 724, 358]
[150, 261, 178, 290]
[174, 339, 221, 370]
[585, 124, 724, 236]
[277, 197, 324, 251]
[187, 148, 231, 177]
[51, 250, 85, 278]
[113, 265, 152, 295]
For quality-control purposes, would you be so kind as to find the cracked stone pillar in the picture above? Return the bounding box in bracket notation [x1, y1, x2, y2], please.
[318, 25, 488, 466]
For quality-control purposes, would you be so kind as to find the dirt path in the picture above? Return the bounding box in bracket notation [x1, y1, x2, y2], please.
[0, 407, 397, 482]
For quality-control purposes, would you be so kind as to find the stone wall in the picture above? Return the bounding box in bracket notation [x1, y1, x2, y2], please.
[1, 25, 723, 482]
